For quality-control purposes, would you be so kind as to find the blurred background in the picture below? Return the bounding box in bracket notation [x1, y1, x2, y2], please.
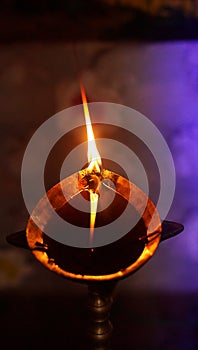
[0, 1, 198, 349]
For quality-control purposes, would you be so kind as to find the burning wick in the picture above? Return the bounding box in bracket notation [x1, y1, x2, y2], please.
[80, 82, 102, 246]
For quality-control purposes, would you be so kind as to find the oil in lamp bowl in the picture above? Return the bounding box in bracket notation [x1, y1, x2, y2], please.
[25, 168, 163, 283]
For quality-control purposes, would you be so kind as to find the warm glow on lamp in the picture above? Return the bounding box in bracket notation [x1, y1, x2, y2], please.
[90, 191, 99, 246]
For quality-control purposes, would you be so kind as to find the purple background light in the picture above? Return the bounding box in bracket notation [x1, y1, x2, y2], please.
[0, 41, 198, 293]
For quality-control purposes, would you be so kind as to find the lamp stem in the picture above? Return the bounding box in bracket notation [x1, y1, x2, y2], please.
[87, 282, 116, 350]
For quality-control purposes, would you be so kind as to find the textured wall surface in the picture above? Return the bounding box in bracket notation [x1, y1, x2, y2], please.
[0, 40, 198, 349]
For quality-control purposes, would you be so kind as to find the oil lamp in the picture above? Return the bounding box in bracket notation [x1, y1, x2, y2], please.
[7, 85, 184, 349]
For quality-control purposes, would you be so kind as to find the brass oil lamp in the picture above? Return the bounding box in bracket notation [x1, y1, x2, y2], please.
[7, 84, 184, 349]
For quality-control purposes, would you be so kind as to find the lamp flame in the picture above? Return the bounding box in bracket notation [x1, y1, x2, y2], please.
[80, 82, 102, 173]
[80, 82, 102, 245]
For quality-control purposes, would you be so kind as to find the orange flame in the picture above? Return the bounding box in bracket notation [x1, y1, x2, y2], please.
[80, 82, 101, 173]
[80, 82, 102, 245]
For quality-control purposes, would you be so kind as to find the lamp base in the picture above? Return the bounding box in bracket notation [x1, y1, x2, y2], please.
[87, 282, 116, 350]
